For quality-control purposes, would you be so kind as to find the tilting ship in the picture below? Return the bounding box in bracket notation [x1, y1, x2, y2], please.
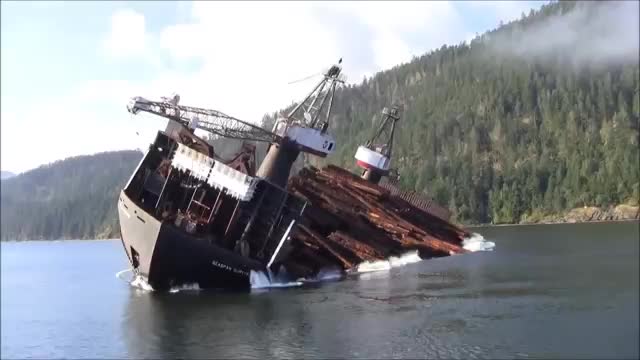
[118, 59, 471, 291]
[118, 61, 345, 291]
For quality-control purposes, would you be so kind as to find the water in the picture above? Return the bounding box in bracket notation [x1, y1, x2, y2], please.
[1, 222, 638, 359]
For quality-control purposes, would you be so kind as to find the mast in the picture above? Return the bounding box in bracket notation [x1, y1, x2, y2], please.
[355, 104, 402, 184]
[256, 59, 344, 188]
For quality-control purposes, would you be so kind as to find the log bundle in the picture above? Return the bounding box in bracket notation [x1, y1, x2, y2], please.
[280, 165, 470, 279]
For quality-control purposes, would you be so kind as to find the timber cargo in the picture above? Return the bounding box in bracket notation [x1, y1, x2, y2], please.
[280, 165, 468, 279]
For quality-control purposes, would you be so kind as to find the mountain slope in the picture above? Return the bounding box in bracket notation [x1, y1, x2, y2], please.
[1, 1, 637, 241]
[265, 0, 640, 224]
[0, 150, 142, 241]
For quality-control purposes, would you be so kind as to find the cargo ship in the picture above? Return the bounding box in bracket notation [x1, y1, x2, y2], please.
[117, 60, 475, 291]
[118, 61, 344, 291]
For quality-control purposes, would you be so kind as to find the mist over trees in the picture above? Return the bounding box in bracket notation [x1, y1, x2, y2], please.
[266, 0, 640, 224]
[487, 0, 638, 68]
[1, 0, 638, 241]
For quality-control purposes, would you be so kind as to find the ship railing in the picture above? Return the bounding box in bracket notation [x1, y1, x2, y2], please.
[169, 143, 259, 202]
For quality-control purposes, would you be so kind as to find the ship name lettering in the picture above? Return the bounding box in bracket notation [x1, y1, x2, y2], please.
[211, 260, 248, 276]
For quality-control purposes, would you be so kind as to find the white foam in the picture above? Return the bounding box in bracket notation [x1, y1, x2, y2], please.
[353, 250, 423, 274]
[130, 274, 154, 291]
[116, 268, 155, 291]
[355, 259, 392, 273]
[249, 270, 303, 289]
[388, 250, 422, 267]
[462, 232, 495, 252]
[169, 283, 201, 293]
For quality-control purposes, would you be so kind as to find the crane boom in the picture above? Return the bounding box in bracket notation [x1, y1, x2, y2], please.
[126, 59, 345, 189]
[127, 96, 278, 143]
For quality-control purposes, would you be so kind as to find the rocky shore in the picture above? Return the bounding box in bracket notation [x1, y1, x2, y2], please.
[520, 204, 639, 225]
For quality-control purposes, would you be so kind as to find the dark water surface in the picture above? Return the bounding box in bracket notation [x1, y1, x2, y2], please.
[2, 222, 638, 359]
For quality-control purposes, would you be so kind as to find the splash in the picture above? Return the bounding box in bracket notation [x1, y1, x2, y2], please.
[116, 268, 200, 293]
[353, 250, 423, 274]
[115, 268, 133, 281]
[249, 269, 303, 290]
[294, 266, 345, 284]
[388, 250, 422, 267]
[116, 268, 155, 291]
[251, 265, 347, 288]
[130, 274, 154, 291]
[462, 233, 495, 252]
[355, 259, 391, 273]
[169, 283, 201, 293]
[310, 266, 344, 282]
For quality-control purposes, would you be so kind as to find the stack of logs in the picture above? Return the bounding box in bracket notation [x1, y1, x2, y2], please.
[279, 165, 470, 279]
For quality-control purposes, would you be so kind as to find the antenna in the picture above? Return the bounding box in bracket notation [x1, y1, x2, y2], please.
[287, 71, 322, 85]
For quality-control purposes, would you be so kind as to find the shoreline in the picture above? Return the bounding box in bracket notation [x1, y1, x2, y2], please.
[465, 204, 639, 229]
[2, 219, 638, 242]
[466, 218, 639, 229]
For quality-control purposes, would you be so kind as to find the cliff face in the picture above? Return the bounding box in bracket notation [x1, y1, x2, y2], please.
[564, 205, 639, 223]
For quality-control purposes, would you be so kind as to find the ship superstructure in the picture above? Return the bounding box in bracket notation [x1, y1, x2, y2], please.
[118, 61, 344, 290]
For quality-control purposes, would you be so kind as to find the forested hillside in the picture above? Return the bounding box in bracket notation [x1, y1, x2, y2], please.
[1, 1, 637, 241]
[0, 151, 142, 241]
[265, 0, 640, 224]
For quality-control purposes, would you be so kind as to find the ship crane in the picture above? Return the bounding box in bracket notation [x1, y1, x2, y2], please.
[127, 94, 279, 143]
[258, 59, 345, 187]
[127, 60, 345, 188]
[354, 104, 402, 184]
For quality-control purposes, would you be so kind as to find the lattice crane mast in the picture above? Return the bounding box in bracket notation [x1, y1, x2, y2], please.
[127, 94, 278, 143]
[126, 59, 345, 188]
[354, 104, 402, 184]
[258, 59, 345, 187]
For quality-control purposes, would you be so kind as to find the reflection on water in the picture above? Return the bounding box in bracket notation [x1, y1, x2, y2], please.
[2, 222, 638, 359]
[123, 287, 334, 359]
[118, 222, 639, 359]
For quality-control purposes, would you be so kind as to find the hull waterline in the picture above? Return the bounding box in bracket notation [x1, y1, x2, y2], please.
[118, 191, 263, 291]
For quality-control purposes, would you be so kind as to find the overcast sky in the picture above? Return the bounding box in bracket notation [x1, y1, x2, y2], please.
[1, 0, 546, 174]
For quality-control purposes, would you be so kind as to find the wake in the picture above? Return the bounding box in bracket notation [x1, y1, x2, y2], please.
[462, 232, 496, 252]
